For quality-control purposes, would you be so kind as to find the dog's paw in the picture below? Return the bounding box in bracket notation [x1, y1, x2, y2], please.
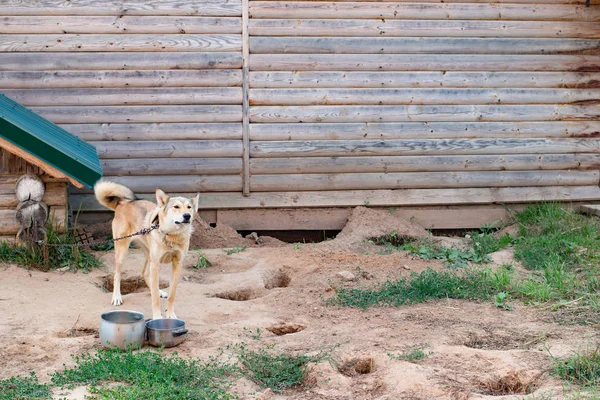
[159, 289, 168, 298]
[111, 293, 123, 306]
[165, 311, 177, 319]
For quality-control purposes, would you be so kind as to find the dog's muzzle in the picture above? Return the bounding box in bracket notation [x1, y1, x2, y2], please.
[175, 213, 192, 225]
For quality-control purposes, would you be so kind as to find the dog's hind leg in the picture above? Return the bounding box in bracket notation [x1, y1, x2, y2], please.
[142, 250, 168, 298]
[111, 237, 132, 306]
[165, 254, 182, 319]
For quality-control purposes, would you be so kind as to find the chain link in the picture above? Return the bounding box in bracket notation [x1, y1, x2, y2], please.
[36, 224, 159, 247]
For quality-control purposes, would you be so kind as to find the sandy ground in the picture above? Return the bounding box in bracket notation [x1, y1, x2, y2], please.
[1, 209, 599, 399]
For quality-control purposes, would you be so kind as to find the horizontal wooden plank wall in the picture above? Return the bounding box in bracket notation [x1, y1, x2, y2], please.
[0, 0, 244, 196]
[243, 0, 600, 206]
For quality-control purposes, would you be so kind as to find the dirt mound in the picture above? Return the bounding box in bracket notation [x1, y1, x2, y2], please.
[190, 216, 284, 249]
[319, 206, 429, 251]
[478, 370, 540, 395]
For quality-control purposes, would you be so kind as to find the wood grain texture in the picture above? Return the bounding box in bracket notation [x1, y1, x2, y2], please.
[2, 88, 243, 106]
[0, 182, 67, 208]
[249, 88, 600, 106]
[249, 138, 600, 157]
[0, 70, 243, 89]
[249, 154, 600, 174]
[249, 2, 600, 21]
[0, 52, 243, 71]
[249, 71, 600, 89]
[0, 0, 242, 17]
[249, 105, 600, 123]
[0, 207, 66, 235]
[250, 170, 600, 191]
[101, 158, 243, 175]
[250, 37, 600, 55]
[92, 140, 243, 158]
[68, 186, 600, 211]
[32, 105, 242, 123]
[249, 19, 600, 38]
[250, 0, 598, 3]
[249, 121, 600, 140]
[65, 123, 242, 141]
[0, 34, 242, 52]
[0, 16, 241, 34]
[71, 175, 242, 194]
[249, 54, 600, 72]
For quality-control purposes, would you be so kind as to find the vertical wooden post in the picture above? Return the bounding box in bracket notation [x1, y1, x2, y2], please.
[242, 0, 250, 196]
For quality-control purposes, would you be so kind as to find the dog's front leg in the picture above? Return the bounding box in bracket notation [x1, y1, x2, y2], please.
[111, 238, 132, 306]
[149, 258, 163, 320]
[165, 253, 183, 319]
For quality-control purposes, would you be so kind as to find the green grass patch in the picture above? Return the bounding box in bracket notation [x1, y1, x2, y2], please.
[0, 224, 101, 273]
[224, 246, 246, 255]
[329, 267, 511, 309]
[192, 252, 212, 269]
[231, 342, 334, 393]
[51, 347, 235, 400]
[388, 345, 432, 362]
[553, 346, 600, 387]
[0, 373, 51, 400]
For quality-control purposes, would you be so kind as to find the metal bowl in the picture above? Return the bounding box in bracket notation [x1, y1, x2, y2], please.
[99, 310, 146, 350]
[145, 318, 188, 348]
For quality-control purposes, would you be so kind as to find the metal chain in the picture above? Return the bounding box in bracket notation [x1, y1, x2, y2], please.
[36, 224, 159, 247]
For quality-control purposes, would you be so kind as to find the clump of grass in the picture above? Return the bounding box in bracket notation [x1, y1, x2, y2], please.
[231, 342, 333, 393]
[0, 223, 101, 273]
[553, 346, 600, 387]
[329, 267, 512, 309]
[224, 246, 246, 255]
[51, 347, 235, 400]
[493, 292, 514, 311]
[0, 373, 51, 400]
[388, 345, 432, 362]
[192, 252, 212, 269]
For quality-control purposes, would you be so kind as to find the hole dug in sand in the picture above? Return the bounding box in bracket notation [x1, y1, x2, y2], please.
[57, 327, 99, 338]
[266, 322, 306, 336]
[263, 268, 291, 289]
[478, 370, 540, 396]
[339, 357, 375, 376]
[214, 288, 259, 301]
[98, 276, 168, 295]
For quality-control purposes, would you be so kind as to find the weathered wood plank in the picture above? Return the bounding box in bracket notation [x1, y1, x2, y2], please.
[249, 71, 600, 89]
[64, 123, 242, 141]
[249, 105, 600, 123]
[250, 171, 600, 191]
[0, 34, 242, 52]
[249, 88, 600, 106]
[249, 2, 600, 21]
[249, 122, 600, 140]
[68, 186, 600, 211]
[0, 207, 66, 235]
[250, 138, 600, 157]
[101, 158, 243, 175]
[250, 0, 597, 3]
[0, 52, 243, 71]
[32, 105, 242, 123]
[0, 0, 242, 17]
[0, 16, 241, 34]
[249, 54, 600, 72]
[250, 37, 600, 55]
[0, 70, 243, 89]
[2, 88, 242, 106]
[71, 175, 242, 194]
[578, 204, 600, 217]
[92, 140, 243, 158]
[249, 20, 600, 38]
[243, 0, 250, 196]
[249, 154, 600, 174]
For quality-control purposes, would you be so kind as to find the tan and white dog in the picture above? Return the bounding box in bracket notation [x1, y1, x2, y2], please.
[94, 181, 199, 320]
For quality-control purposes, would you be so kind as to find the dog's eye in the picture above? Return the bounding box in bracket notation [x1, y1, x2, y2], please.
[187, 206, 192, 209]
[174, 205, 179, 209]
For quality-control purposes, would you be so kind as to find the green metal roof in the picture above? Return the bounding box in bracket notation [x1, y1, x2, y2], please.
[0, 94, 102, 188]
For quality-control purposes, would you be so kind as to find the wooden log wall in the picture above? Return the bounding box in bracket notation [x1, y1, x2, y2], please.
[2, 0, 600, 217]
[0, 0, 244, 200]
[242, 0, 600, 205]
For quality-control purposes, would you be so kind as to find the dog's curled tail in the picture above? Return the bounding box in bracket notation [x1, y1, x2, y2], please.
[94, 180, 136, 211]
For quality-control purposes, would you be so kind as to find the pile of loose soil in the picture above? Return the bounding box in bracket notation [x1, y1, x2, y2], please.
[189, 216, 285, 249]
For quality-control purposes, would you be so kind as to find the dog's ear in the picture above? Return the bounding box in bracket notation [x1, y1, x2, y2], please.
[156, 188, 170, 208]
[191, 193, 200, 212]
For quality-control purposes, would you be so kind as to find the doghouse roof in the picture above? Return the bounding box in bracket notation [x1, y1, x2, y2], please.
[0, 94, 102, 188]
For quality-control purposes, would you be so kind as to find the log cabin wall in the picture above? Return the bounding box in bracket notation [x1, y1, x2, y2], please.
[0, 0, 244, 204]
[1, 0, 600, 229]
